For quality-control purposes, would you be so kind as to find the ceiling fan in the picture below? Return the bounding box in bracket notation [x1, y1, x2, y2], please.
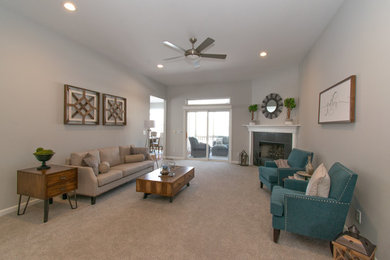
[163, 37, 227, 68]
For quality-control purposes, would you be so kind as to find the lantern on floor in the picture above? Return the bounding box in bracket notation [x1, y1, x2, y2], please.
[332, 225, 376, 260]
[239, 150, 249, 166]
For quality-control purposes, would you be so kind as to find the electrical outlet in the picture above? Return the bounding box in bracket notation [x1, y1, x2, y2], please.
[355, 209, 362, 224]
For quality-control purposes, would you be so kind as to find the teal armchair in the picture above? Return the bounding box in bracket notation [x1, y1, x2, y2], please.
[271, 162, 358, 243]
[259, 148, 313, 191]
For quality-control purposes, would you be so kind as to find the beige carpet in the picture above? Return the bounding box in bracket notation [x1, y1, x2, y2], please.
[0, 160, 331, 259]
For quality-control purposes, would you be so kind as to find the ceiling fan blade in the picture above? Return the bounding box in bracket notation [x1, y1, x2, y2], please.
[163, 55, 183, 61]
[196, 38, 215, 52]
[200, 53, 227, 59]
[163, 41, 186, 53]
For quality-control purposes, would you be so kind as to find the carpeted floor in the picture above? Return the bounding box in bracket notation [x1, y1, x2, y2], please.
[0, 160, 331, 259]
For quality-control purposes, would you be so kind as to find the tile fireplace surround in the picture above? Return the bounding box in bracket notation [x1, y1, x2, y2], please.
[244, 125, 300, 165]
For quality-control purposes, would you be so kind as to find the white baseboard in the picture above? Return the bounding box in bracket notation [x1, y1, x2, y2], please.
[0, 198, 40, 217]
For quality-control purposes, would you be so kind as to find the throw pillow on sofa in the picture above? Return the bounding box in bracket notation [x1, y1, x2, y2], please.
[119, 146, 131, 164]
[305, 163, 331, 198]
[125, 154, 145, 163]
[98, 161, 110, 174]
[130, 147, 151, 160]
[83, 153, 100, 176]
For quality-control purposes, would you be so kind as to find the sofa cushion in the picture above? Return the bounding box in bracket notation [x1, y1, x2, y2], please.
[97, 169, 123, 186]
[259, 166, 278, 183]
[125, 154, 145, 163]
[306, 163, 330, 198]
[271, 186, 304, 217]
[83, 153, 99, 176]
[111, 161, 154, 177]
[71, 149, 100, 166]
[130, 147, 151, 160]
[98, 161, 110, 174]
[119, 145, 132, 164]
[99, 147, 121, 167]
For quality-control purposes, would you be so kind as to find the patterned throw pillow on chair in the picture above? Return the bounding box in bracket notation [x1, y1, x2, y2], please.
[274, 159, 290, 168]
[305, 163, 331, 198]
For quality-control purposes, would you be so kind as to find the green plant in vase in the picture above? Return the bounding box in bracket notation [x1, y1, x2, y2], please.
[284, 98, 296, 122]
[33, 147, 55, 170]
[248, 104, 258, 122]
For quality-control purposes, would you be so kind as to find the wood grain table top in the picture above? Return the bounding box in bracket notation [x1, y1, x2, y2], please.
[17, 165, 75, 175]
[137, 166, 194, 183]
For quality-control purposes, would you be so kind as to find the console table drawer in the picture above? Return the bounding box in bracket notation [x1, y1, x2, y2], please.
[47, 170, 76, 186]
[47, 181, 77, 197]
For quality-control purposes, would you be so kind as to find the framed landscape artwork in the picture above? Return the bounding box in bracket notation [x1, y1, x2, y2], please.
[64, 85, 100, 125]
[103, 94, 127, 126]
[318, 75, 356, 124]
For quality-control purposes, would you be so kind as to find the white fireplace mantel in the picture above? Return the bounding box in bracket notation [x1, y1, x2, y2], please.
[243, 124, 300, 165]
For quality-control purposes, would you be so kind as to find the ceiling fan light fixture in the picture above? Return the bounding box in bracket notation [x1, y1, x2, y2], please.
[186, 54, 200, 60]
[259, 51, 267, 57]
[63, 2, 76, 12]
[157, 64, 164, 69]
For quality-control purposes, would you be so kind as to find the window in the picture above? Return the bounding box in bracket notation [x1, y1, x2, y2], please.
[187, 98, 230, 105]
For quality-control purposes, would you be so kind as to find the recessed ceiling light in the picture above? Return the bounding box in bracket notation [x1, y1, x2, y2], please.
[157, 64, 164, 69]
[259, 51, 267, 57]
[64, 2, 76, 12]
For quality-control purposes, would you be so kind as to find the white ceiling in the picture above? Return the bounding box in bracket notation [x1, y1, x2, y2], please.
[1, 0, 344, 87]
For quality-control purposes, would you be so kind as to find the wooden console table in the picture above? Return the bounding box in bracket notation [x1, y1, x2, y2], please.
[17, 165, 78, 222]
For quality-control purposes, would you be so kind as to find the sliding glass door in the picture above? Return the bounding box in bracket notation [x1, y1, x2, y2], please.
[187, 111, 208, 159]
[186, 110, 230, 161]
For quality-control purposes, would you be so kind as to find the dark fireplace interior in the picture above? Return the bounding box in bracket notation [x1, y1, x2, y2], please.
[253, 132, 292, 166]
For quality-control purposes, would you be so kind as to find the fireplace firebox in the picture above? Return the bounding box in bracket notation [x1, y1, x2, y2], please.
[253, 132, 292, 166]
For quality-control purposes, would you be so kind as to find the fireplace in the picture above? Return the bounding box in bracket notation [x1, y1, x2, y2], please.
[253, 132, 292, 166]
[245, 124, 299, 165]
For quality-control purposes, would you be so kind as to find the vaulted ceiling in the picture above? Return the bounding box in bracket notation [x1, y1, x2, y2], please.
[1, 0, 344, 86]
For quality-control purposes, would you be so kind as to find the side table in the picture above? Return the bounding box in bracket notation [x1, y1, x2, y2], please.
[17, 165, 78, 222]
[296, 171, 312, 180]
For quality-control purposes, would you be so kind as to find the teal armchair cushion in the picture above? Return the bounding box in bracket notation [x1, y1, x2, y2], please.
[283, 179, 308, 192]
[287, 148, 313, 168]
[283, 194, 350, 240]
[271, 186, 304, 217]
[259, 148, 313, 191]
[270, 162, 358, 242]
[259, 166, 278, 183]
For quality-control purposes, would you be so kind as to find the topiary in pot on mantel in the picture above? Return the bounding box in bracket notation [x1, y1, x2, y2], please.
[248, 104, 258, 124]
[284, 98, 296, 124]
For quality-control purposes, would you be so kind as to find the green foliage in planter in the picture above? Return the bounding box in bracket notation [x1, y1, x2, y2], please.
[34, 147, 54, 155]
[248, 104, 258, 112]
[284, 98, 296, 109]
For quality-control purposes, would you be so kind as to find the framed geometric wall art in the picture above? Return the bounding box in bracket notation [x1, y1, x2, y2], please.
[318, 75, 356, 124]
[64, 85, 100, 125]
[102, 94, 127, 126]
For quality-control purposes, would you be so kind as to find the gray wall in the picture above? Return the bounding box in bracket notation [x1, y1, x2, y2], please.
[252, 65, 301, 124]
[166, 81, 252, 161]
[298, 0, 390, 257]
[0, 8, 165, 211]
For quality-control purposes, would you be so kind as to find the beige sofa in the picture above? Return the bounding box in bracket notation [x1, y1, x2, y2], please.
[67, 145, 154, 204]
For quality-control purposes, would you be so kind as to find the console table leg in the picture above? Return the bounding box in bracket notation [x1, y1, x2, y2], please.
[187, 183, 190, 187]
[43, 199, 49, 223]
[143, 193, 149, 199]
[49, 198, 53, 204]
[169, 197, 173, 203]
[17, 195, 30, 215]
[62, 193, 68, 200]
[68, 192, 77, 209]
